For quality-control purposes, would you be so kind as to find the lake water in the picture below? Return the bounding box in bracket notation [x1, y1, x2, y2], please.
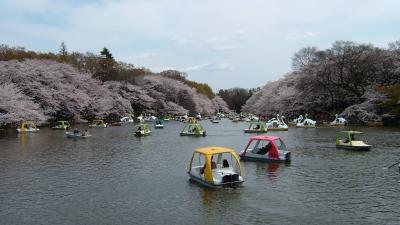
[1, 120, 400, 225]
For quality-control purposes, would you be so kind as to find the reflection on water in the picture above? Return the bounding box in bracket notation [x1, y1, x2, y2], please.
[1, 121, 400, 224]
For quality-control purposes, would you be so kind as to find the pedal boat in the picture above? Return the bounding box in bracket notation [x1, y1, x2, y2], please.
[89, 119, 108, 128]
[266, 114, 288, 131]
[180, 123, 206, 136]
[155, 119, 164, 129]
[211, 116, 220, 123]
[240, 136, 291, 162]
[17, 121, 40, 133]
[188, 147, 244, 188]
[336, 131, 371, 151]
[330, 114, 348, 126]
[65, 131, 91, 138]
[244, 122, 268, 133]
[135, 124, 151, 136]
[120, 116, 134, 123]
[296, 114, 316, 128]
[52, 121, 71, 130]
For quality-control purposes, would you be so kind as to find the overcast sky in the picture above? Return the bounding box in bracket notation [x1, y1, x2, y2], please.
[1, 0, 399, 90]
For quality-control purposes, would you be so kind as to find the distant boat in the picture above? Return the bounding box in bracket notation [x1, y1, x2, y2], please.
[330, 114, 347, 126]
[244, 122, 268, 133]
[135, 124, 151, 136]
[266, 114, 288, 131]
[120, 116, 134, 123]
[155, 119, 164, 129]
[211, 116, 219, 123]
[336, 131, 371, 151]
[296, 114, 316, 128]
[52, 121, 71, 130]
[65, 131, 91, 139]
[17, 121, 40, 133]
[180, 123, 206, 137]
[88, 119, 108, 128]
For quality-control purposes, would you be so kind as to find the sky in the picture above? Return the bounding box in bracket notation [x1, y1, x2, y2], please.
[1, 0, 399, 90]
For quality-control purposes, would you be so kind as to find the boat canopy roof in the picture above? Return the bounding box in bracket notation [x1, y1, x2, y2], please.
[92, 119, 104, 122]
[339, 131, 363, 134]
[21, 121, 37, 126]
[195, 147, 235, 155]
[249, 135, 280, 141]
[135, 123, 149, 127]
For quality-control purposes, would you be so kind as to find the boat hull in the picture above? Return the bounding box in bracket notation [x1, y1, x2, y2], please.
[240, 155, 290, 162]
[17, 128, 39, 133]
[65, 132, 91, 138]
[180, 132, 205, 137]
[267, 127, 288, 131]
[188, 174, 243, 188]
[135, 131, 151, 137]
[244, 129, 267, 133]
[336, 144, 371, 151]
[52, 126, 70, 130]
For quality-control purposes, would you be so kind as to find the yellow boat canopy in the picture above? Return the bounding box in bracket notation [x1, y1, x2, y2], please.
[195, 147, 236, 155]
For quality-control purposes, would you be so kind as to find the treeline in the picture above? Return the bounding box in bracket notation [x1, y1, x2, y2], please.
[218, 88, 259, 113]
[159, 70, 215, 99]
[243, 40, 400, 124]
[0, 43, 214, 99]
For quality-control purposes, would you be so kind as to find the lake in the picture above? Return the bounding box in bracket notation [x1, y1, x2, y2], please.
[1, 120, 400, 225]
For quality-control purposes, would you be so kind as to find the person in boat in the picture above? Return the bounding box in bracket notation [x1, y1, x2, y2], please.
[82, 129, 89, 136]
[200, 156, 217, 174]
[255, 124, 261, 130]
[344, 134, 355, 143]
[222, 159, 229, 168]
[137, 126, 143, 131]
[73, 128, 79, 134]
[257, 142, 272, 155]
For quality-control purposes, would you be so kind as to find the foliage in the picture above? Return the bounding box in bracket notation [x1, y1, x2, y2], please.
[378, 84, 400, 117]
[243, 40, 400, 122]
[160, 70, 215, 99]
[218, 88, 258, 113]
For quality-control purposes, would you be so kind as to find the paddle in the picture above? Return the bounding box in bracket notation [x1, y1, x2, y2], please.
[388, 161, 400, 169]
[383, 161, 400, 170]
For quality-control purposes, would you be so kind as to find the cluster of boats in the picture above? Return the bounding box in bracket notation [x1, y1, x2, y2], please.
[240, 114, 349, 133]
[14, 114, 373, 188]
[187, 135, 291, 188]
[188, 130, 372, 188]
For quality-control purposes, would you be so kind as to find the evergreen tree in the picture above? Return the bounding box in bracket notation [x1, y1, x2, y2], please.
[100, 47, 113, 59]
[59, 41, 68, 58]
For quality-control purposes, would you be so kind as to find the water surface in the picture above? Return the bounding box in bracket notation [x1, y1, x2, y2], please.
[1, 120, 400, 224]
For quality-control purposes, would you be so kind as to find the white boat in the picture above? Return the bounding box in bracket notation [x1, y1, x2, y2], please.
[120, 116, 134, 123]
[265, 114, 288, 131]
[65, 131, 91, 138]
[155, 119, 164, 129]
[296, 114, 316, 128]
[211, 116, 219, 123]
[330, 114, 347, 126]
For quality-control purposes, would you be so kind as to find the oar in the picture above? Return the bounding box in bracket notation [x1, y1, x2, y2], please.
[388, 161, 400, 169]
[383, 161, 400, 170]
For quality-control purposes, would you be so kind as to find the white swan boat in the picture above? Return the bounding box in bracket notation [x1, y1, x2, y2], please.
[330, 114, 347, 126]
[265, 114, 288, 131]
[296, 114, 316, 128]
